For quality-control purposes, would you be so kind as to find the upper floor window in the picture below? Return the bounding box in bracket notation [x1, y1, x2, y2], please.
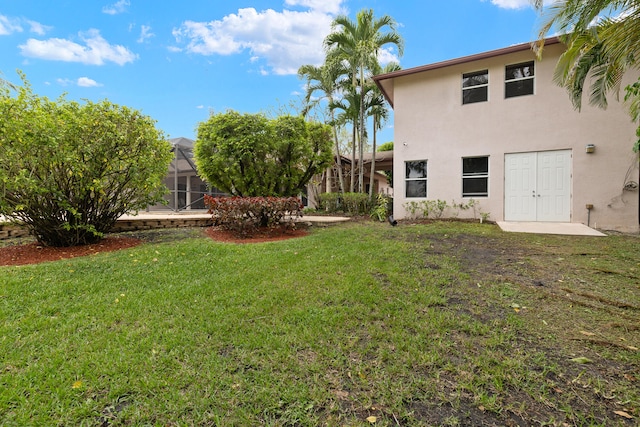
[405, 160, 428, 198]
[505, 61, 534, 98]
[462, 70, 488, 104]
[462, 156, 489, 197]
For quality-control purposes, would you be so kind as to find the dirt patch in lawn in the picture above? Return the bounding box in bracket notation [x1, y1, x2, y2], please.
[409, 227, 640, 426]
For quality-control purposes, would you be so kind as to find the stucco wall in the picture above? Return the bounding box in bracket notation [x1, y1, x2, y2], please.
[391, 43, 639, 232]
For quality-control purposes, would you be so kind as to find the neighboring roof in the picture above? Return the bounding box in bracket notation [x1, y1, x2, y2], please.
[373, 37, 562, 107]
[336, 150, 394, 172]
[169, 137, 195, 150]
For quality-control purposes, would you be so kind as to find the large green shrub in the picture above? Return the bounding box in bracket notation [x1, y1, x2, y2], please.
[0, 77, 172, 247]
[194, 111, 333, 197]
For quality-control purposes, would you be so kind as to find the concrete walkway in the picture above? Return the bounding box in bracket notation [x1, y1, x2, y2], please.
[497, 221, 606, 236]
[120, 211, 351, 225]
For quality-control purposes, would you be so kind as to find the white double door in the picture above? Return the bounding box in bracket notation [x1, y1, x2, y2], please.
[504, 150, 572, 222]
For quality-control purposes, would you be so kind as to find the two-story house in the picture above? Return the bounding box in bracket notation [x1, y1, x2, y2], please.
[374, 37, 639, 232]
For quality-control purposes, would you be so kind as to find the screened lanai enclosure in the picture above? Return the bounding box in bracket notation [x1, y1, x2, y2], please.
[149, 137, 226, 211]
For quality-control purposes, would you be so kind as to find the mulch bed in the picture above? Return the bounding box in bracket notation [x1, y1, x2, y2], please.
[0, 237, 142, 267]
[0, 225, 308, 267]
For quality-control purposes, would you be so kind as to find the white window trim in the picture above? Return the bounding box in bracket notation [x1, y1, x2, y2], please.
[505, 61, 535, 98]
[462, 70, 489, 105]
[405, 160, 428, 199]
[462, 156, 489, 198]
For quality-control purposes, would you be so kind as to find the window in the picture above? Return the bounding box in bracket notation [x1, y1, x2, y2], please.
[462, 70, 488, 104]
[405, 160, 427, 198]
[462, 156, 489, 197]
[505, 61, 534, 98]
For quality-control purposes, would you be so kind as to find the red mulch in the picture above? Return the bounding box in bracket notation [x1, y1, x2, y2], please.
[0, 237, 142, 267]
[0, 226, 308, 267]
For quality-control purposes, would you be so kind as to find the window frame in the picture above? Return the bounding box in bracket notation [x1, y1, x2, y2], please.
[462, 69, 489, 105]
[405, 160, 428, 198]
[504, 61, 535, 98]
[462, 156, 489, 198]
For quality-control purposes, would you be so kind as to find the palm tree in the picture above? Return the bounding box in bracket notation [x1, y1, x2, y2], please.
[325, 9, 404, 192]
[298, 60, 349, 194]
[532, 0, 640, 116]
[367, 62, 401, 198]
[329, 86, 361, 192]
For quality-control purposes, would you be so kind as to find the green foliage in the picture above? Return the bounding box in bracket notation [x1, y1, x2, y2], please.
[317, 191, 374, 215]
[403, 199, 449, 219]
[370, 193, 392, 221]
[0, 75, 172, 247]
[377, 141, 393, 151]
[318, 192, 341, 212]
[341, 192, 372, 215]
[204, 195, 302, 238]
[624, 78, 640, 152]
[194, 111, 333, 197]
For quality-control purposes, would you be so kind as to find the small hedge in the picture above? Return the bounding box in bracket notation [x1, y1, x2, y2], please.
[318, 192, 374, 216]
[204, 195, 303, 238]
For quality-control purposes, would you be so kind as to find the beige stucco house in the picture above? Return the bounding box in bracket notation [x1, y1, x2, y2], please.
[374, 37, 640, 232]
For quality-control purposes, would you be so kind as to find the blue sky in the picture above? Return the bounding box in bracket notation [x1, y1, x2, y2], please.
[0, 0, 545, 144]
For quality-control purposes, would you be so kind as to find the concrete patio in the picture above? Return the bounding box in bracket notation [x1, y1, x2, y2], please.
[497, 221, 606, 236]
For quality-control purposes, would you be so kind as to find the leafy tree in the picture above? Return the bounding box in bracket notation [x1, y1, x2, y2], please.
[377, 141, 394, 152]
[533, 0, 640, 150]
[325, 9, 404, 192]
[194, 111, 333, 197]
[0, 76, 172, 247]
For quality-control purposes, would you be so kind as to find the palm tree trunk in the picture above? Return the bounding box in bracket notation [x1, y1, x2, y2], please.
[331, 113, 346, 194]
[358, 68, 365, 193]
[368, 113, 377, 199]
[350, 123, 356, 193]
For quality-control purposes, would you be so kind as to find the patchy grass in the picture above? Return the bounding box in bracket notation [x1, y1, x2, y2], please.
[1, 221, 638, 426]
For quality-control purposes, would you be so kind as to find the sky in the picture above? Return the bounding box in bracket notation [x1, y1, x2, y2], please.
[0, 0, 547, 144]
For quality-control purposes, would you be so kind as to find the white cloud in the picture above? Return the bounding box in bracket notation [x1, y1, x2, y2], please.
[56, 77, 103, 87]
[284, 0, 344, 14]
[0, 15, 23, 35]
[377, 47, 400, 66]
[137, 25, 154, 43]
[102, 0, 130, 15]
[172, 1, 346, 75]
[56, 78, 73, 86]
[77, 77, 102, 87]
[26, 20, 52, 35]
[486, 0, 533, 9]
[19, 29, 137, 65]
[0, 15, 50, 36]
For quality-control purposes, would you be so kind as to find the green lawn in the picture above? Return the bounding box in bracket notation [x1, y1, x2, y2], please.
[1, 221, 638, 426]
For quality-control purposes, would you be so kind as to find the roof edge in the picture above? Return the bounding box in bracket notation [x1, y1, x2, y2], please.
[373, 36, 561, 84]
